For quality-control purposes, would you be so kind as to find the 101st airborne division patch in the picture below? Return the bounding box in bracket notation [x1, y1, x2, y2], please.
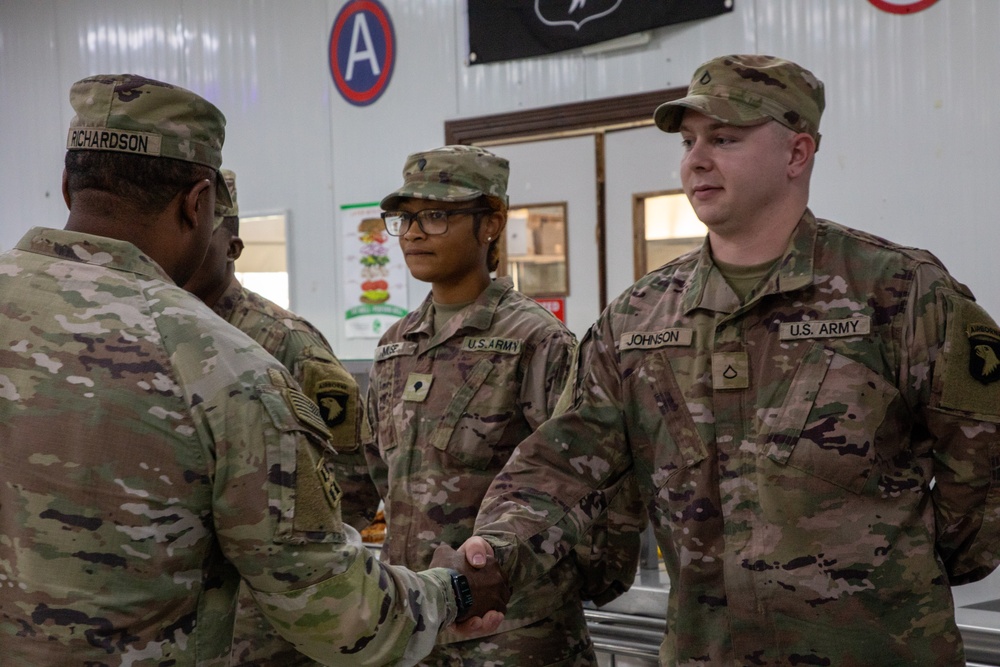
[968, 323, 1000, 385]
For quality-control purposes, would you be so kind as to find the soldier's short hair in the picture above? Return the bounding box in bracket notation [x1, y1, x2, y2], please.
[64, 151, 215, 215]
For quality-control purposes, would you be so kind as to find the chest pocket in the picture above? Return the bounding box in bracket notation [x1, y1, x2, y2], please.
[760, 343, 894, 494]
[431, 357, 514, 470]
[373, 359, 405, 457]
[624, 349, 711, 492]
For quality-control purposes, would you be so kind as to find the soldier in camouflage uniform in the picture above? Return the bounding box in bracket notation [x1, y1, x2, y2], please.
[366, 145, 617, 666]
[0, 74, 506, 666]
[183, 169, 380, 666]
[464, 55, 1000, 666]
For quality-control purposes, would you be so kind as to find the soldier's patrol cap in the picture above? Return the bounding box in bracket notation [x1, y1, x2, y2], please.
[213, 168, 239, 228]
[380, 145, 509, 210]
[66, 73, 233, 207]
[654, 55, 825, 150]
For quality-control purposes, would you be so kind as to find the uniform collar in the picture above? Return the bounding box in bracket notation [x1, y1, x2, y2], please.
[15, 227, 173, 283]
[403, 276, 515, 343]
[681, 209, 817, 315]
[211, 276, 247, 320]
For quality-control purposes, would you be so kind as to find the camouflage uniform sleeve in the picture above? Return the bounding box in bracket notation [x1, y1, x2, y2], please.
[293, 341, 380, 531]
[213, 367, 456, 665]
[476, 314, 636, 592]
[519, 327, 577, 427]
[363, 362, 390, 501]
[905, 263, 1000, 585]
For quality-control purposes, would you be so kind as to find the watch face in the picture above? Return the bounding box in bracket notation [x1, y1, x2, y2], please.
[451, 571, 474, 615]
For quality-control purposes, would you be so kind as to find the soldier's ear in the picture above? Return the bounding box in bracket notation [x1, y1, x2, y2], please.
[227, 235, 244, 262]
[483, 211, 506, 244]
[181, 178, 213, 232]
[787, 132, 816, 178]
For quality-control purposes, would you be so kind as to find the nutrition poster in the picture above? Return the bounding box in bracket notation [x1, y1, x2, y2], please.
[341, 202, 409, 338]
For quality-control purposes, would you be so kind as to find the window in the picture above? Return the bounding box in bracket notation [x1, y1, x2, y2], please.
[633, 191, 705, 280]
[234, 213, 289, 309]
[499, 203, 569, 297]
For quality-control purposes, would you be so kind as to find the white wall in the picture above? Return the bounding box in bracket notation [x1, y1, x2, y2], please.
[2, 0, 998, 361]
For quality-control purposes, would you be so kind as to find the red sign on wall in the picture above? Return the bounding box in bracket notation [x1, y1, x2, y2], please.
[534, 297, 566, 323]
[868, 0, 939, 14]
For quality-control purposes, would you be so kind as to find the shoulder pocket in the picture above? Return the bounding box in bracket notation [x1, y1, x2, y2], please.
[260, 381, 330, 439]
[300, 357, 360, 451]
[259, 384, 344, 544]
[937, 291, 1000, 421]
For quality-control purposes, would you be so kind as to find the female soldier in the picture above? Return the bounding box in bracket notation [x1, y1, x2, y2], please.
[365, 145, 595, 666]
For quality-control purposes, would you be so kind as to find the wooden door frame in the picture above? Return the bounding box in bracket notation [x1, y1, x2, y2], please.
[444, 87, 685, 311]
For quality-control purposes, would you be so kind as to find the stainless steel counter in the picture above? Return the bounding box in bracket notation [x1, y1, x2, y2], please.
[586, 583, 665, 665]
[586, 568, 1000, 666]
[954, 569, 1000, 666]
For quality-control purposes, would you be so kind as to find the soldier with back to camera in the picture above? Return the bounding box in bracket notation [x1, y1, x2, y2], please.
[0, 73, 507, 667]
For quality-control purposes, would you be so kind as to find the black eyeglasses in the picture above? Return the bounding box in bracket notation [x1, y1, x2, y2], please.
[381, 207, 491, 236]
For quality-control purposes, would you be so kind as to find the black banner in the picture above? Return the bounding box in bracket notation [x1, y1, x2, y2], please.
[468, 0, 733, 65]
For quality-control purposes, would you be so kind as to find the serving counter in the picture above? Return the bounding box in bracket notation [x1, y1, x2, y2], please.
[586, 544, 1000, 667]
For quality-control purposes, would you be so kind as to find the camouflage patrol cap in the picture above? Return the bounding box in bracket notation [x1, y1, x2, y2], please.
[66, 74, 233, 207]
[214, 169, 239, 227]
[380, 145, 509, 210]
[654, 55, 825, 149]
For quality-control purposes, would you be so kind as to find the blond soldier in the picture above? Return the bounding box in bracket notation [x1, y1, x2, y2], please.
[366, 146, 641, 666]
[183, 169, 380, 666]
[462, 55, 1000, 666]
[0, 74, 506, 666]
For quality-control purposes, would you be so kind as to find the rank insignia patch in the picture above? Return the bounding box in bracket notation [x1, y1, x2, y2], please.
[403, 373, 434, 402]
[968, 323, 1000, 385]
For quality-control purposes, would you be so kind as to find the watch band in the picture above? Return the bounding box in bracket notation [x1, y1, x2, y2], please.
[448, 569, 474, 617]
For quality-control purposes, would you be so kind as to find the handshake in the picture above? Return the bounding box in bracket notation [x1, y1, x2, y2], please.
[429, 537, 512, 631]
